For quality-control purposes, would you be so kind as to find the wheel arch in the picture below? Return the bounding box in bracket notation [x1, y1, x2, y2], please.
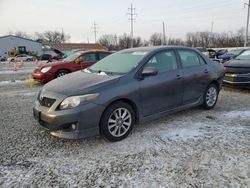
[101, 98, 140, 125]
[55, 68, 71, 78]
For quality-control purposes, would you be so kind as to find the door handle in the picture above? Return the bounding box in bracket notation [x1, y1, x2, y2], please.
[176, 74, 182, 79]
[204, 69, 209, 73]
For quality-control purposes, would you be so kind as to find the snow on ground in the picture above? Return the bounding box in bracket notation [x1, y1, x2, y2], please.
[223, 110, 250, 119]
[0, 69, 35, 74]
[0, 79, 30, 86]
[0, 79, 249, 187]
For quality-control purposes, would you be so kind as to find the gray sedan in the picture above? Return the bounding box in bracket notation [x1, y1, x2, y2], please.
[33, 46, 224, 141]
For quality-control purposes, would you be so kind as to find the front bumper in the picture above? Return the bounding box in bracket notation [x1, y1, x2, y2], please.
[223, 73, 250, 88]
[33, 91, 105, 139]
[32, 72, 54, 83]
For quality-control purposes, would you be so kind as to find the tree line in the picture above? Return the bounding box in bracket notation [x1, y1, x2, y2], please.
[99, 28, 245, 50]
[7, 28, 245, 49]
[7, 30, 70, 43]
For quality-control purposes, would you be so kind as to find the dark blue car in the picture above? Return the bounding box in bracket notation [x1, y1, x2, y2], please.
[218, 49, 248, 63]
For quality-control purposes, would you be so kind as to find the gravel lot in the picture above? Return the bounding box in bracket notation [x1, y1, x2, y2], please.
[0, 62, 250, 187]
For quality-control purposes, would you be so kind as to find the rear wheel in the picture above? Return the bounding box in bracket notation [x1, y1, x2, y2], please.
[55, 70, 69, 78]
[202, 83, 218, 110]
[100, 102, 135, 142]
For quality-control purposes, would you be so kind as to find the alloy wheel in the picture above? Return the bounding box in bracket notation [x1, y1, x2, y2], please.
[108, 108, 132, 137]
[206, 86, 217, 107]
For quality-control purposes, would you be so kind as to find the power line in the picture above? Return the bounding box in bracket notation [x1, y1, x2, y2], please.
[245, 0, 250, 47]
[91, 21, 98, 43]
[127, 4, 137, 48]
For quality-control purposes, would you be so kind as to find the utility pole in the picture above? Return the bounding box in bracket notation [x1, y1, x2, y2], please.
[92, 21, 98, 43]
[162, 22, 166, 45]
[128, 4, 136, 48]
[210, 21, 214, 33]
[245, 0, 250, 47]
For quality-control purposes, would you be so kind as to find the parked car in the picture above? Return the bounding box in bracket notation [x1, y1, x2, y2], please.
[215, 49, 227, 58]
[32, 50, 111, 83]
[33, 46, 224, 141]
[39, 54, 53, 61]
[196, 47, 209, 57]
[0, 56, 6, 61]
[223, 49, 250, 88]
[7, 54, 34, 62]
[218, 49, 248, 63]
[207, 49, 217, 59]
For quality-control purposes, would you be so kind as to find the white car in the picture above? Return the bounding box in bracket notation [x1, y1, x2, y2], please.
[7, 54, 34, 62]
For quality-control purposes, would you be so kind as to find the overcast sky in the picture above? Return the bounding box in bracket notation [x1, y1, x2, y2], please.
[0, 0, 247, 43]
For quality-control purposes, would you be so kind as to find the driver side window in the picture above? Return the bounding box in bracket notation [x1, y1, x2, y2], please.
[144, 51, 177, 73]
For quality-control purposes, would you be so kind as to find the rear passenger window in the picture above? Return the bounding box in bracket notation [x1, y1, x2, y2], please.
[145, 51, 177, 73]
[99, 53, 109, 60]
[178, 50, 201, 68]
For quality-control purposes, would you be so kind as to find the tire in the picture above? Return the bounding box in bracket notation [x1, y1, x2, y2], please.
[26, 58, 32, 62]
[100, 102, 135, 142]
[201, 83, 218, 110]
[55, 70, 69, 78]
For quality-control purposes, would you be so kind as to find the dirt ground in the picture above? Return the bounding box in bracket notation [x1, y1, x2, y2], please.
[0, 62, 250, 187]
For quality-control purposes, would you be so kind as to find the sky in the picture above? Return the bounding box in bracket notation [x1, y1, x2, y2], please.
[0, 0, 247, 43]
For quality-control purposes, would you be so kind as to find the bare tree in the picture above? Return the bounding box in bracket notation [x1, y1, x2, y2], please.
[34, 30, 70, 43]
[150, 33, 163, 46]
[7, 31, 31, 39]
[98, 34, 118, 50]
[118, 34, 131, 49]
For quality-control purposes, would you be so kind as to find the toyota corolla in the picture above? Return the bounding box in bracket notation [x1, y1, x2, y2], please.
[33, 46, 224, 141]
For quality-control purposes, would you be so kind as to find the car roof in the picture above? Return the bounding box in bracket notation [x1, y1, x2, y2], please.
[120, 46, 197, 53]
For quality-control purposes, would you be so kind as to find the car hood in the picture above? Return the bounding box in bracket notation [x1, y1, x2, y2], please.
[40, 61, 71, 68]
[43, 71, 121, 96]
[224, 59, 250, 68]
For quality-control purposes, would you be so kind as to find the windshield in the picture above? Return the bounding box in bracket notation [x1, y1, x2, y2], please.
[236, 50, 250, 60]
[89, 50, 148, 74]
[62, 52, 81, 62]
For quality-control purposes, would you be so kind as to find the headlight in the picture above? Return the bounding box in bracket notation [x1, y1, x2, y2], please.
[41, 66, 51, 73]
[59, 93, 99, 110]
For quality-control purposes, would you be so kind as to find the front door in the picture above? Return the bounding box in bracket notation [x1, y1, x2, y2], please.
[139, 50, 183, 116]
[74, 53, 98, 71]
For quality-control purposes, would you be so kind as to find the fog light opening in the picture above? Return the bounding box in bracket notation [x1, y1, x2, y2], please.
[71, 123, 77, 131]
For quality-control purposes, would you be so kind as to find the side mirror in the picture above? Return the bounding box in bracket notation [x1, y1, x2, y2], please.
[141, 67, 158, 77]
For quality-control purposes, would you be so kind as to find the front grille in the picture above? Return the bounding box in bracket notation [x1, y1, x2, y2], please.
[39, 96, 56, 108]
[225, 66, 250, 74]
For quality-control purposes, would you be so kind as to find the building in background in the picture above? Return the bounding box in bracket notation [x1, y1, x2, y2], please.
[0, 35, 107, 60]
[0, 35, 43, 59]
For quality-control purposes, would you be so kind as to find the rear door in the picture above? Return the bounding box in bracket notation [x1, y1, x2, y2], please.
[177, 50, 210, 105]
[139, 50, 183, 116]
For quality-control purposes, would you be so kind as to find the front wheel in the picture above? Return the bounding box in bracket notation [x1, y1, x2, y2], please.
[201, 83, 218, 110]
[55, 70, 69, 78]
[100, 102, 135, 142]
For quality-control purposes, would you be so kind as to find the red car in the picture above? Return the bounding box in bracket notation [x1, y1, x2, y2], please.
[32, 50, 111, 83]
